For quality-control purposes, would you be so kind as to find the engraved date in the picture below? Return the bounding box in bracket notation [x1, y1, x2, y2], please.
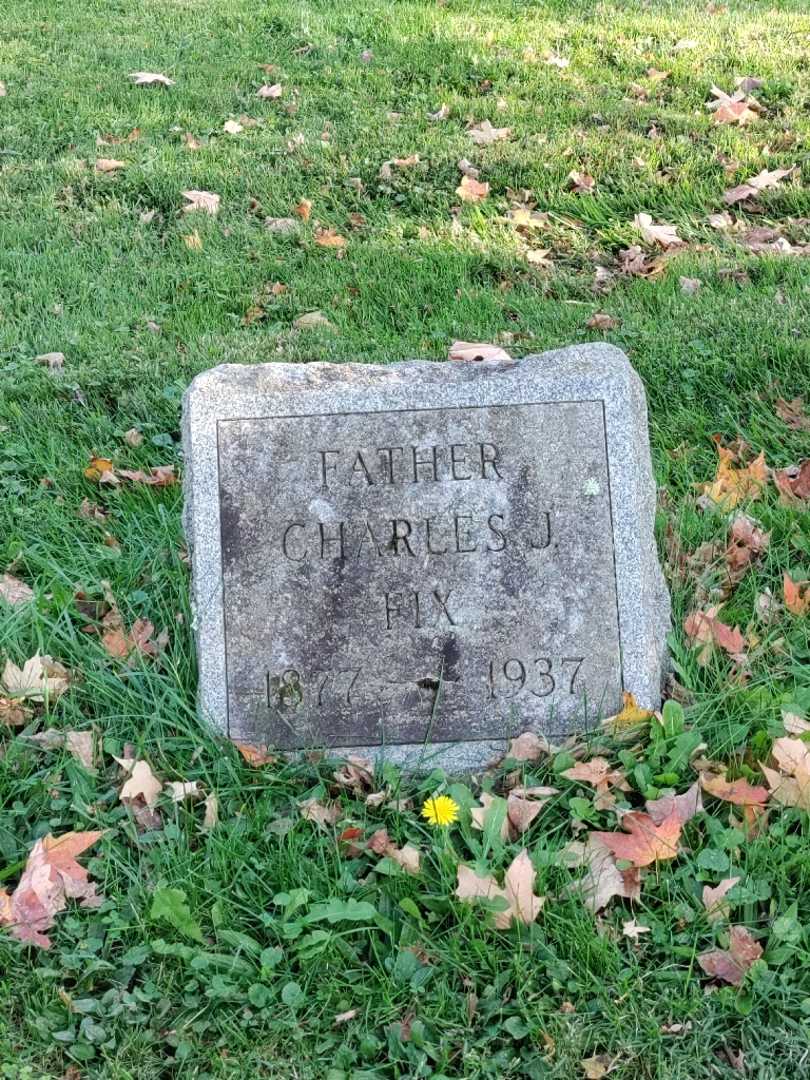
[487, 655, 585, 699]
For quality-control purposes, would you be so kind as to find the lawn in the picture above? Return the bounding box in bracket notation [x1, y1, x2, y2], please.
[2, 0, 810, 1075]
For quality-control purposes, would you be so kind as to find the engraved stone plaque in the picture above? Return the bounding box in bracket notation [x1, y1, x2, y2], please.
[183, 345, 670, 769]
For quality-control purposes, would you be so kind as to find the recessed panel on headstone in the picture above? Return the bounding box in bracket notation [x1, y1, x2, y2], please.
[183, 346, 669, 769]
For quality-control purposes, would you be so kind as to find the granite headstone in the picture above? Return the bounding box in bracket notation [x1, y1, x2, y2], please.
[182, 344, 670, 770]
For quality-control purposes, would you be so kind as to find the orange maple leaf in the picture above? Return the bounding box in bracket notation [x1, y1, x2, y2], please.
[590, 810, 681, 868]
[701, 440, 767, 509]
[783, 573, 810, 616]
[700, 771, 768, 806]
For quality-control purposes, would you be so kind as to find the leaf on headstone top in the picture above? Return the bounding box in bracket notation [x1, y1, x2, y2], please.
[0, 831, 104, 949]
[783, 572, 810, 616]
[591, 810, 681, 867]
[120, 760, 163, 808]
[1, 653, 70, 702]
[129, 72, 174, 86]
[182, 190, 220, 216]
[646, 780, 703, 825]
[0, 573, 33, 606]
[150, 886, 203, 941]
[702, 876, 740, 923]
[257, 83, 283, 99]
[456, 175, 489, 202]
[698, 925, 762, 985]
[456, 848, 543, 929]
[633, 213, 682, 248]
[448, 341, 511, 362]
[467, 119, 511, 145]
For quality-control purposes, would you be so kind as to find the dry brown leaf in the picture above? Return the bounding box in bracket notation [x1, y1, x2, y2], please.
[314, 227, 347, 248]
[773, 461, 810, 506]
[293, 310, 334, 331]
[775, 397, 810, 433]
[586, 312, 619, 331]
[526, 248, 553, 267]
[182, 190, 220, 216]
[457, 158, 479, 179]
[299, 797, 341, 828]
[581, 1054, 617, 1079]
[700, 771, 768, 806]
[265, 216, 299, 234]
[184, 230, 203, 251]
[591, 810, 681, 867]
[120, 760, 163, 808]
[429, 104, 450, 121]
[562, 757, 628, 794]
[129, 72, 174, 86]
[507, 731, 553, 761]
[333, 755, 374, 792]
[448, 341, 510, 362]
[65, 730, 94, 770]
[334, 1008, 358, 1025]
[1, 654, 70, 702]
[467, 120, 511, 146]
[95, 158, 126, 173]
[723, 513, 769, 590]
[783, 573, 810, 616]
[633, 213, 681, 248]
[544, 52, 569, 69]
[0, 697, 33, 726]
[182, 132, 202, 150]
[456, 849, 543, 928]
[165, 781, 202, 802]
[257, 83, 283, 99]
[366, 828, 420, 874]
[702, 876, 740, 923]
[116, 465, 176, 486]
[101, 610, 165, 662]
[202, 793, 219, 829]
[568, 171, 595, 194]
[569, 835, 641, 912]
[456, 175, 489, 202]
[646, 781, 703, 826]
[34, 351, 65, 371]
[84, 456, 118, 484]
[701, 441, 768, 509]
[622, 917, 651, 940]
[235, 741, 277, 766]
[679, 276, 702, 295]
[698, 925, 762, 985]
[723, 167, 795, 206]
[223, 120, 243, 135]
[0, 832, 104, 948]
[0, 573, 33, 606]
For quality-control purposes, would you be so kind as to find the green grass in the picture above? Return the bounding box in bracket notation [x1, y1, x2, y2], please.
[2, 0, 810, 1075]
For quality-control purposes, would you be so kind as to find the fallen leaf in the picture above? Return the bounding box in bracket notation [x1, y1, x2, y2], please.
[299, 797, 341, 828]
[314, 227, 347, 248]
[129, 72, 174, 86]
[456, 175, 489, 202]
[448, 341, 510, 362]
[429, 103, 450, 121]
[783, 573, 810, 615]
[333, 755, 374, 792]
[702, 876, 740, 922]
[0, 697, 33, 726]
[95, 158, 126, 173]
[123, 428, 143, 448]
[526, 248, 553, 266]
[622, 918, 651, 940]
[101, 610, 164, 662]
[568, 171, 595, 194]
[570, 835, 641, 912]
[34, 351, 65, 371]
[700, 771, 768, 806]
[544, 51, 569, 69]
[120, 760, 163, 808]
[0, 832, 104, 948]
[586, 312, 619, 331]
[709, 211, 734, 229]
[507, 731, 553, 761]
[457, 158, 480, 179]
[182, 132, 202, 149]
[698, 925, 762, 985]
[184, 230, 202, 249]
[616, 245, 667, 278]
[202, 793, 219, 829]
[65, 730, 94, 769]
[1, 654, 70, 702]
[700, 441, 768, 509]
[467, 120, 511, 146]
[634, 213, 681, 248]
[707, 85, 760, 126]
[257, 83, 283, 99]
[295, 198, 312, 221]
[293, 310, 335, 331]
[334, 1008, 358, 1025]
[116, 465, 176, 487]
[84, 456, 118, 484]
[775, 397, 810, 433]
[235, 742, 277, 766]
[223, 119, 243, 134]
[723, 167, 795, 206]
[724, 513, 769, 590]
[0, 573, 33, 606]
[646, 781, 703, 825]
[456, 848, 543, 928]
[265, 216, 299, 234]
[366, 828, 421, 874]
[165, 781, 202, 802]
[0, 82, 5, 96]
[591, 810, 681, 867]
[182, 190, 220, 216]
[563, 757, 628, 795]
[679, 276, 702, 295]
[773, 461, 810, 506]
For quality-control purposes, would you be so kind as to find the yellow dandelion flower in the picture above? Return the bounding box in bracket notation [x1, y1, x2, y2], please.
[421, 794, 459, 827]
